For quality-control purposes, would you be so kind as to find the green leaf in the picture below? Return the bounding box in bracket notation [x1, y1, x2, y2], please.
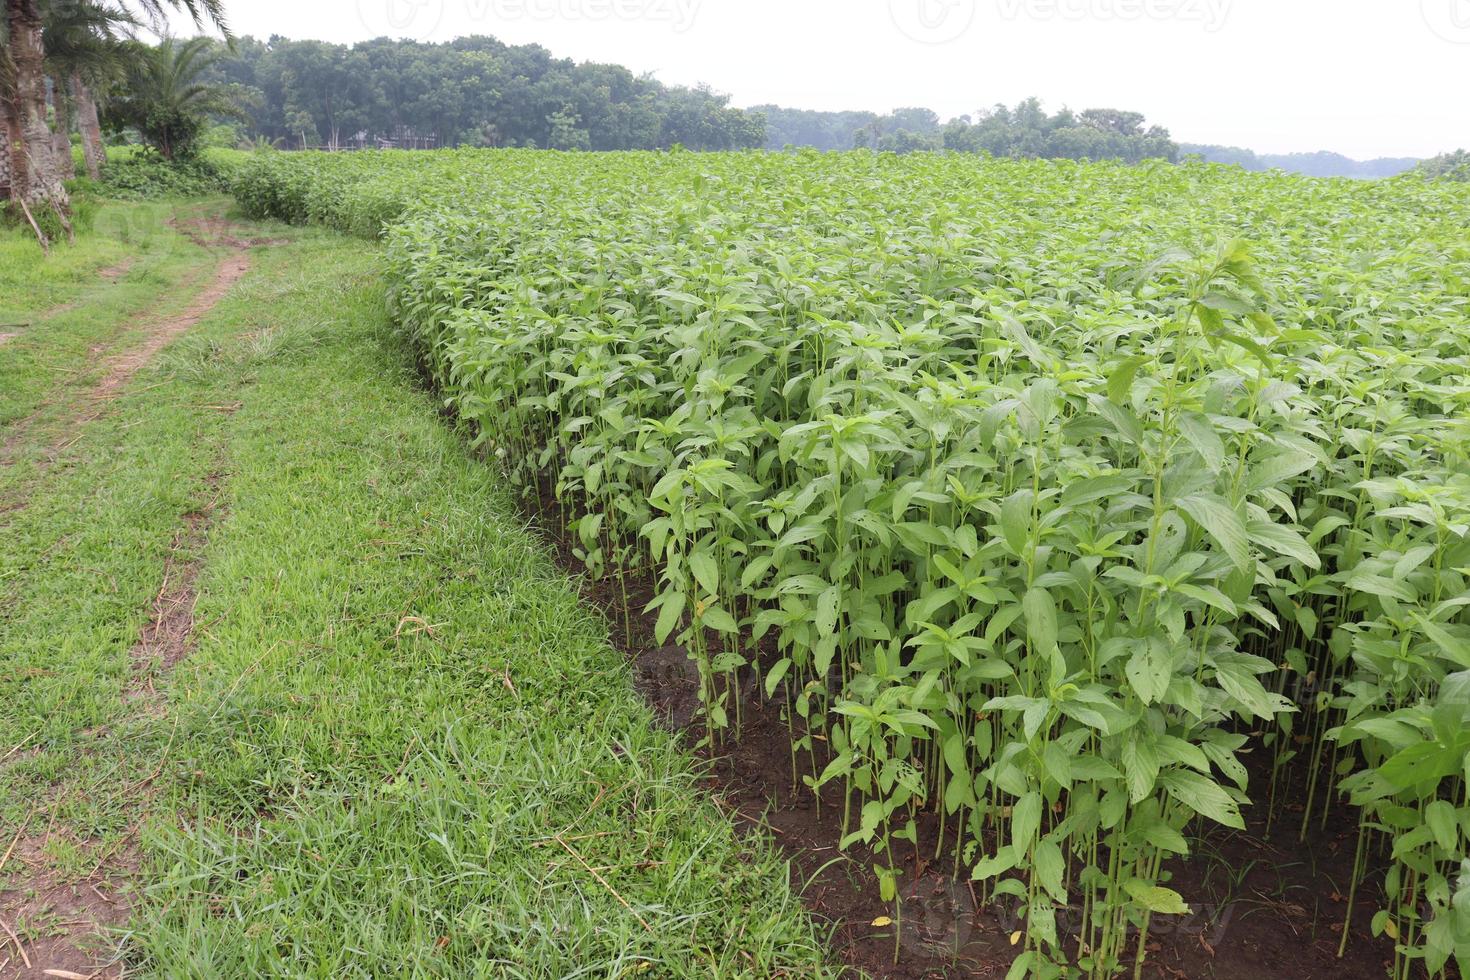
[1241, 452, 1317, 495]
[1124, 880, 1191, 915]
[764, 658, 792, 698]
[1010, 791, 1042, 849]
[1425, 800, 1458, 852]
[688, 551, 719, 595]
[1023, 587, 1058, 655]
[1121, 731, 1159, 804]
[1034, 839, 1067, 903]
[1107, 354, 1147, 405]
[1158, 769, 1244, 829]
[971, 845, 1017, 881]
[700, 604, 739, 633]
[1001, 490, 1032, 555]
[653, 590, 686, 644]
[1177, 412, 1225, 473]
[1246, 520, 1320, 569]
[1087, 394, 1143, 445]
[815, 584, 840, 637]
[1125, 637, 1171, 706]
[1176, 493, 1251, 572]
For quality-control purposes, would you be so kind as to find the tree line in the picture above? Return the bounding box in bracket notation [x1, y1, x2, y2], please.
[1178, 144, 1422, 178]
[756, 99, 1180, 163]
[15, 7, 1451, 250]
[194, 35, 1188, 166]
[202, 35, 763, 152]
[1416, 149, 1469, 181]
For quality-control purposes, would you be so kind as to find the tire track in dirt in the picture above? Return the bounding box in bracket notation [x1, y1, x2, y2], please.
[0, 467, 227, 980]
[0, 249, 249, 472]
[0, 217, 261, 979]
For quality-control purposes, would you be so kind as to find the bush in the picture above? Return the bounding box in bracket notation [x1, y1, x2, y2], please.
[82, 149, 233, 200]
[1, 190, 96, 242]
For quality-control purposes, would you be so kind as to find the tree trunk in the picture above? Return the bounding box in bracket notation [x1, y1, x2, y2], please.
[5, 0, 68, 211]
[51, 80, 76, 181]
[0, 112, 12, 199]
[71, 75, 106, 181]
[3, 95, 25, 202]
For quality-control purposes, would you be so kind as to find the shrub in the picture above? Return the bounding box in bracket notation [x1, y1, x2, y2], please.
[83, 149, 234, 200]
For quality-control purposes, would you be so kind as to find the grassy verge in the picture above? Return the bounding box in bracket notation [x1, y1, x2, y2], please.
[0, 205, 831, 977]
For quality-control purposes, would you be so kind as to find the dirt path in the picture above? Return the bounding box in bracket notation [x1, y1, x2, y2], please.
[1, 221, 257, 478]
[0, 475, 225, 980]
[0, 218, 257, 979]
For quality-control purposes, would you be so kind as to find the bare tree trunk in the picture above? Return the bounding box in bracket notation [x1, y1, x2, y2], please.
[71, 75, 106, 181]
[5, 0, 69, 212]
[3, 97, 24, 201]
[0, 112, 12, 199]
[51, 80, 76, 181]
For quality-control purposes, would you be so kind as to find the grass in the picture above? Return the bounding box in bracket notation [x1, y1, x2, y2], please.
[0, 200, 216, 430]
[0, 202, 830, 977]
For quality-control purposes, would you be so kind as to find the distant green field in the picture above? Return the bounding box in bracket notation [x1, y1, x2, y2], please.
[232, 149, 1470, 978]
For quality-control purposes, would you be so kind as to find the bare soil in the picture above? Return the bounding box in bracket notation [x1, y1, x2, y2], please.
[0, 474, 227, 980]
[0, 834, 138, 980]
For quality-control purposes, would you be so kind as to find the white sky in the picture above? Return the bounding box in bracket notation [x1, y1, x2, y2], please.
[174, 0, 1470, 158]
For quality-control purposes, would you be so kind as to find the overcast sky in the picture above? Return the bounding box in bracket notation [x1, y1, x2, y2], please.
[174, 0, 1469, 158]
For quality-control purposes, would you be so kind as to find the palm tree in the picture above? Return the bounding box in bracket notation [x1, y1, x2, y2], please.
[2, 0, 65, 216]
[108, 35, 241, 160]
[42, 1, 137, 180]
[2, 0, 228, 220]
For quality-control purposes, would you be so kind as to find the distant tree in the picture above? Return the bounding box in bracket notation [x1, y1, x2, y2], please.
[546, 105, 589, 150]
[1080, 108, 1145, 136]
[1416, 149, 1470, 181]
[753, 105, 878, 151]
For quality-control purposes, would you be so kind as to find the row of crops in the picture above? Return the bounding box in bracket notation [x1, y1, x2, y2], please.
[233, 149, 1470, 978]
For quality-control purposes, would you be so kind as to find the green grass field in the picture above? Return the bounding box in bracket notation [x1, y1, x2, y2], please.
[0, 201, 829, 978]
